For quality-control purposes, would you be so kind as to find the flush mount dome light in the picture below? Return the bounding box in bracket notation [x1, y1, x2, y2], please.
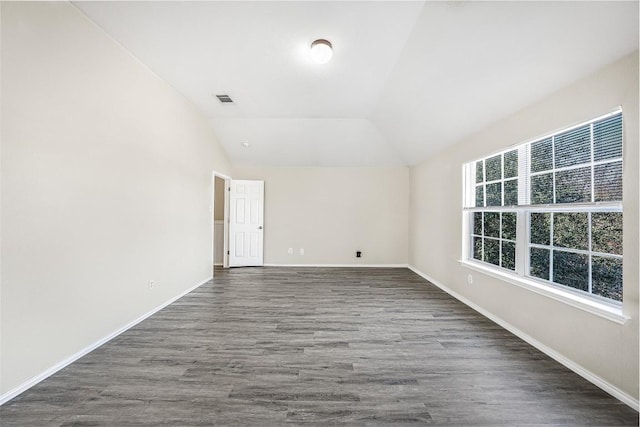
[310, 39, 333, 64]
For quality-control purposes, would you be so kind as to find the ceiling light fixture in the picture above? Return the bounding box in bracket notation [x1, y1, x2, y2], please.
[310, 39, 333, 64]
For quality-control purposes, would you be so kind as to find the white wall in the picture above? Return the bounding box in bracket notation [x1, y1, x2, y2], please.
[409, 52, 639, 401]
[1, 2, 231, 396]
[233, 167, 409, 265]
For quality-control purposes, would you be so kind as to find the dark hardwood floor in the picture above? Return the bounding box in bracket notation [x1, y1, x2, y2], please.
[1, 267, 638, 426]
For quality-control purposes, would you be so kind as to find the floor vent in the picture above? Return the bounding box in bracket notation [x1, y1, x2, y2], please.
[215, 94, 234, 103]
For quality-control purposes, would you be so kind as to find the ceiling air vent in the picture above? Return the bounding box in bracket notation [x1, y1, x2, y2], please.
[215, 94, 234, 104]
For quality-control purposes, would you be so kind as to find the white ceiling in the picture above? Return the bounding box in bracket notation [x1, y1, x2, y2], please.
[73, 1, 639, 167]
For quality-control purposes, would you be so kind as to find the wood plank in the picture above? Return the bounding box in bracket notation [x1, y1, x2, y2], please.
[1, 267, 637, 426]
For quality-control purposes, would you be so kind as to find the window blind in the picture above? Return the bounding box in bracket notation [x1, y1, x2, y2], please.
[467, 110, 623, 209]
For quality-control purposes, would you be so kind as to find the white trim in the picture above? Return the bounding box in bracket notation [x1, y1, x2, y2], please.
[0, 276, 212, 406]
[262, 263, 408, 268]
[211, 170, 232, 181]
[407, 264, 639, 411]
[223, 178, 230, 269]
[464, 201, 622, 212]
[459, 259, 627, 324]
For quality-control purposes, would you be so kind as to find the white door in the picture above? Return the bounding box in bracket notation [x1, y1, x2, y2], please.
[229, 180, 264, 267]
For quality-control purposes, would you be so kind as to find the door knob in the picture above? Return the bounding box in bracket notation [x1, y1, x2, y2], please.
[258, 226, 263, 229]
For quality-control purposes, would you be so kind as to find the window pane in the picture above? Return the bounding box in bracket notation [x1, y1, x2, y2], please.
[475, 185, 484, 207]
[473, 237, 483, 261]
[554, 125, 591, 168]
[594, 114, 622, 161]
[531, 138, 552, 173]
[553, 212, 588, 250]
[475, 161, 484, 183]
[594, 162, 622, 202]
[530, 247, 550, 280]
[473, 212, 483, 235]
[530, 213, 550, 245]
[486, 182, 502, 207]
[504, 179, 518, 206]
[504, 150, 518, 179]
[592, 256, 622, 302]
[502, 241, 516, 270]
[485, 155, 502, 181]
[553, 250, 588, 292]
[555, 167, 591, 204]
[484, 238, 500, 265]
[484, 212, 500, 238]
[592, 212, 623, 255]
[531, 173, 553, 204]
[502, 212, 516, 241]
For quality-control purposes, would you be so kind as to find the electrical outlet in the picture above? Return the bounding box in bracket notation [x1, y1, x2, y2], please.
[149, 280, 155, 290]
[288, 248, 293, 254]
[467, 274, 473, 284]
[356, 251, 362, 258]
[299, 248, 304, 255]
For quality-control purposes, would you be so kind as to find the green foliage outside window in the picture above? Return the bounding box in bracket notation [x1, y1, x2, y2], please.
[529, 210, 623, 302]
[472, 211, 516, 272]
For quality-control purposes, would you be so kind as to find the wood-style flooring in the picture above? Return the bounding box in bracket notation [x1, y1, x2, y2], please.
[1, 267, 638, 426]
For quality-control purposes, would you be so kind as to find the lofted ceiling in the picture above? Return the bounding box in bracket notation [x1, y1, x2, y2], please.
[73, 1, 639, 167]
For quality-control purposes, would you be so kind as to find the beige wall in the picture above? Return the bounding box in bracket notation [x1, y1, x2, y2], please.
[1, 2, 231, 395]
[214, 176, 225, 221]
[234, 167, 409, 265]
[409, 52, 639, 400]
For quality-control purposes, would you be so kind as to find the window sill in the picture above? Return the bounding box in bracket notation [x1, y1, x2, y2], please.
[458, 260, 629, 325]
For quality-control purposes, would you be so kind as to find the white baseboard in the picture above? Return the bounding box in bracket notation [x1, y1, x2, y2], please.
[407, 265, 639, 411]
[0, 276, 212, 406]
[263, 263, 408, 268]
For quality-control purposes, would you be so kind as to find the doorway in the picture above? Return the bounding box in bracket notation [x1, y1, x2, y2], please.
[212, 175, 265, 272]
[212, 171, 231, 276]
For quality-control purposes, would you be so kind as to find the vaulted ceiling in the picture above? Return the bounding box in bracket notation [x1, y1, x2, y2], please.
[73, 1, 639, 167]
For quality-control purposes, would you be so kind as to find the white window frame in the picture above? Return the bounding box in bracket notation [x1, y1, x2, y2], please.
[460, 109, 627, 324]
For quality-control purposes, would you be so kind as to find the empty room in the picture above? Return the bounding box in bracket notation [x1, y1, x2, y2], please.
[1, 1, 639, 425]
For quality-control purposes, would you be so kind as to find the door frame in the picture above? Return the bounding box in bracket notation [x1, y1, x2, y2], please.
[212, 170, 232, 276]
